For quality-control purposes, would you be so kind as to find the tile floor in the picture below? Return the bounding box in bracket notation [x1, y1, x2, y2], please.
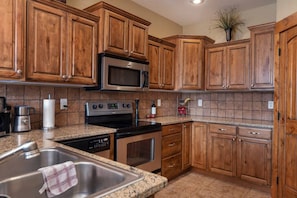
[155, 169, 271, 198]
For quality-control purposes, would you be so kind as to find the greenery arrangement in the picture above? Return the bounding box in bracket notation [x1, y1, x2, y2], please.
[214, 7, 245, 33]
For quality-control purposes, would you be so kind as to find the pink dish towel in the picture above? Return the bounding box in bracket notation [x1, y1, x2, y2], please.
[38, 161, 78, 197]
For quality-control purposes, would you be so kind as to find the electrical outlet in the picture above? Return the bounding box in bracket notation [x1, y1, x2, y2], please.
[198, 99, 203, 107]
[268, 101, 274, 109]
[157, 99, 161, 107]
[60, 98, 68, 110]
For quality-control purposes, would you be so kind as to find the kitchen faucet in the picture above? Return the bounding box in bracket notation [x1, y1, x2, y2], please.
[0, 141, 39, 161]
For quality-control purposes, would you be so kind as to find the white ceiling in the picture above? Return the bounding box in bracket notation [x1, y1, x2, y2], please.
[131, 0, 276, 26]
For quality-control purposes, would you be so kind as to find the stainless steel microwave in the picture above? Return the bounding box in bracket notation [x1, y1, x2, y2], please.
[86, 53, 149, 91]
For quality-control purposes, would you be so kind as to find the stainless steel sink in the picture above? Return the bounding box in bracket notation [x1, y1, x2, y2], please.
[0, 147, 79, 180]
[0, 147, 143, 198]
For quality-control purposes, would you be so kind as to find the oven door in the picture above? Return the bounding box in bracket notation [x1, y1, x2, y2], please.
[116, 131, 161, 172]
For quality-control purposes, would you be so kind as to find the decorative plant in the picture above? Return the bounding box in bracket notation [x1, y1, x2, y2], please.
[214, 7, 245, 41]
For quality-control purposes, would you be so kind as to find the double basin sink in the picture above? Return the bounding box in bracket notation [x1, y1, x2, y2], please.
[0, 146, 143, 198]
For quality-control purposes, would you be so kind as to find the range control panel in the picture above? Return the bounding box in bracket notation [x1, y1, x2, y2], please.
[85, 101, 133, 116]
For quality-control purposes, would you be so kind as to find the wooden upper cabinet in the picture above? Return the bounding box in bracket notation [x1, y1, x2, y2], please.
[67, 14, 98, 85]
[85, 2, 151, 60]
[205, 39, 250, 90]
[26, 0, 98, 85]
[249, 22, 275, 89]
[148, 35, 175, 90]
[0, 0, 25, 80]
[163, 35, 215, 90]
[103, 11, 129, 56]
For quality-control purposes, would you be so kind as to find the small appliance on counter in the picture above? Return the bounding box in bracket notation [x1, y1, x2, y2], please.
[13, 105, 35, 132]
[0, 97, 11, 137]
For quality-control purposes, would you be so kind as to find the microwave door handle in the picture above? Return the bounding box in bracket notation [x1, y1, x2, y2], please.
[142, 71, 149, 88]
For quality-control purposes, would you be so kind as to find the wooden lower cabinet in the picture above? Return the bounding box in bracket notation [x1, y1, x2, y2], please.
[237, 127, 272, 185]
[207, 123, 272, 185]
[161, 123, 193, 180]
[208, 124, 237, 176]
[191, 122, 208, 169]
[182, 122, 192, 170]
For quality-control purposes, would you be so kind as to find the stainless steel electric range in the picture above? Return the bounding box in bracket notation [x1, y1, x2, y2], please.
[85, 100, 162, 173]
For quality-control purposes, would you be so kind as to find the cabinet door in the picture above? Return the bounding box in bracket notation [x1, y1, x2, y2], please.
[27, 1, 67, 82]
[129, 20, 148, 60]
[277, 23, 297, 197]
[205, 46, 226, 90]
[67, 13, 97, 85]
[162, 46, 175, 90]
[148, 41, 162, 89]
[103, 10, 129, 56]
[237, 136, 271, 185]
[0, 0, 24, 79]
[226, 42, 250, 89]
[191, 122, 207, 169]
[182, 122, 192, 170]
[179, 39, 204, 89]
[162, 133, 182, 158]
[208, 132, 237, 176]
[250, 23, 274, 89]
[162, 153, 182, 180]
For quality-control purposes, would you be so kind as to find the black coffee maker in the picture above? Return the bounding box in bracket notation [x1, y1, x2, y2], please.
[0, 97, 11, 137]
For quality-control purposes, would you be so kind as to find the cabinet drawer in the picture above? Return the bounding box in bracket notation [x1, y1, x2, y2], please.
[209, 124, 236, 135]
[162, 124, 182, 136]
[162, 153, 182, 180]
[238, 127, 272, 140]
[162, 133, 182, 158]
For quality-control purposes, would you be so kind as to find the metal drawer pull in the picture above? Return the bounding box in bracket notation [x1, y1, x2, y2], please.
[168, 164, 176, 168]
[219, 128, 226, 131]
[249, 131, 260, 135]
[168, 143, 176, 147]
[232, 137, 236, 141]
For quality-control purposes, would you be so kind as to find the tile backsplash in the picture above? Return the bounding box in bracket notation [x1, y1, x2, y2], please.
[182, 92, 274, 121]
[1, 84, 273, 130]
[0, 84, 180, 130]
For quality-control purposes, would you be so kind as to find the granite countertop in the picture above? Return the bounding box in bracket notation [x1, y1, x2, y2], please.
[142, 116, 273, 128]
[0, 124, 167, 198]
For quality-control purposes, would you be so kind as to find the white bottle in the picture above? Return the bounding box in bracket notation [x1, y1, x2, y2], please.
[151, 101, 156, 116]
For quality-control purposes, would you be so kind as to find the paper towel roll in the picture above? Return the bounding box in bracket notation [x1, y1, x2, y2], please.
[43, 99, 55, 129]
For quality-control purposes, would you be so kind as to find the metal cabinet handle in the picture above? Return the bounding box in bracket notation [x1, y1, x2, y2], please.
[168, 164, 176, 168]
[222, 85, 225, 88]
[251, 84, 254, 87]
[62, 75, 67, 80]
[238, 138, 242, 142]
[219, 128, 226, 131]
[249, 131, 260, 135]
[168, 143, 176, 147]
[232, 137, 236, 141]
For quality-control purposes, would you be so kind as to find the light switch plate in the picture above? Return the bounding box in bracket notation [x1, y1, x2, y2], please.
[157, 99, 161, 107]
[268, 101, 274, 109]
[60, 98, 68, 110]
[198, 99, 203, 107]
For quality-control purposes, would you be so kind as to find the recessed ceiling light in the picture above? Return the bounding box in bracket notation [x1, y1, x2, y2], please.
[191, 0, 204, 5]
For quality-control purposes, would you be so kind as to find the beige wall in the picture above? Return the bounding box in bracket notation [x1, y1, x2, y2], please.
[67, 0, 182, 38]
[183, 3, 276, 43]
[276, 0, 297, 21]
